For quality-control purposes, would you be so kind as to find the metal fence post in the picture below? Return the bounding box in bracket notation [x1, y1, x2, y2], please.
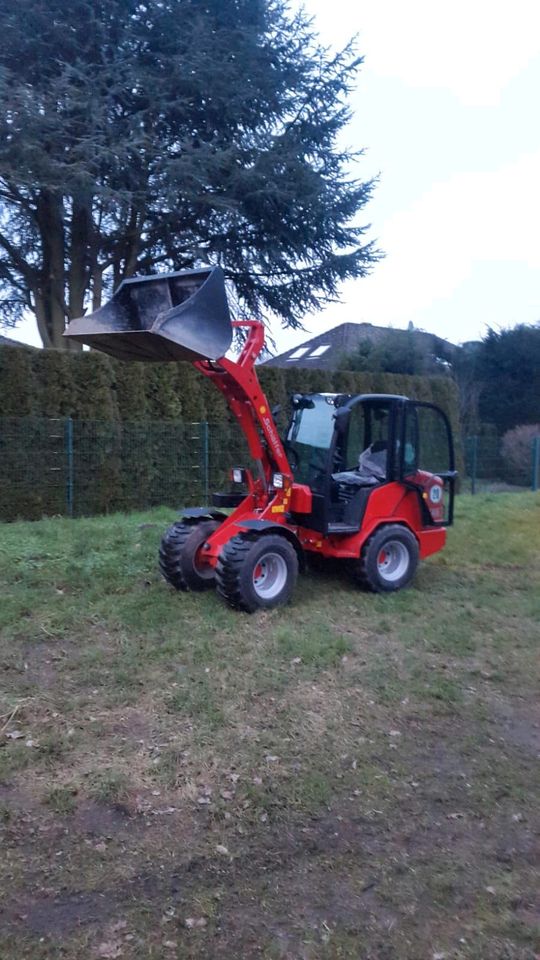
[468, 435, 478, 494]
[532, 436, 540, 492]
[65, 417, 74, 517]
[202, 421, 209, 505]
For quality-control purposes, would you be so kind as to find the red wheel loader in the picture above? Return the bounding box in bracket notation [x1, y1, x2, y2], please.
[65, 266, 457, 612]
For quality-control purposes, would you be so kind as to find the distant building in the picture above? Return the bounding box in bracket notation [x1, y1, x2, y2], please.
[262, 322, 456, 370]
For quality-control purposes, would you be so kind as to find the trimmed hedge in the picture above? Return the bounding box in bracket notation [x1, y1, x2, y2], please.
[0, 344, 461, 430]
[0, 345, 462, 521]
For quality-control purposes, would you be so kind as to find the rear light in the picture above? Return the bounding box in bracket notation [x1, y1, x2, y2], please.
[231, 467, 246, 484]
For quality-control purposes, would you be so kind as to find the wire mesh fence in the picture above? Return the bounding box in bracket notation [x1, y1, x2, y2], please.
[463, 433, 540, 495]
[0, 417, 249, 522]
[1, 418, 538, 522]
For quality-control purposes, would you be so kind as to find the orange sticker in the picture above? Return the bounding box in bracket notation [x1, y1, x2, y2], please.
[259, 405, 267, 414]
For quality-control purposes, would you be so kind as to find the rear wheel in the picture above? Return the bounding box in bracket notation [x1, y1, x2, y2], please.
[159, 520, 219, 591]
[216, 534, 298, 612]
[355, 524, 419, 593]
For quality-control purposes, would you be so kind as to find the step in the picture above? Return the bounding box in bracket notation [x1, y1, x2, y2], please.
[327, 522, 359, 535]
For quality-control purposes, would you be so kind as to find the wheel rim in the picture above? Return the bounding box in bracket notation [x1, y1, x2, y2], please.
[252, 552, 288, 599]
[376, 541, 410, 582]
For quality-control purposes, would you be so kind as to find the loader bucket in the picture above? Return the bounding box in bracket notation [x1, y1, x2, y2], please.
[64, 266, 232, 362]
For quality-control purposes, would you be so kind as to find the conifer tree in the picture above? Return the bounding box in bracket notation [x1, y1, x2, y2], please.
[0, 0, 379, 348]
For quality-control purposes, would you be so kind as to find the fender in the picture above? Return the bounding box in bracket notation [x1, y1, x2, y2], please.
[181, 507, 228, 522]
[235, 520, 305, 569]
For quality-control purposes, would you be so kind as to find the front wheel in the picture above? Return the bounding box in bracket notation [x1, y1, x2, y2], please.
[159, 519, 219, 591]
[355, 525, 419, 593]
[216, 534, 298, 612]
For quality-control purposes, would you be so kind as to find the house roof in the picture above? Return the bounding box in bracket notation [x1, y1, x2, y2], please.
[262, 322, 456, 369]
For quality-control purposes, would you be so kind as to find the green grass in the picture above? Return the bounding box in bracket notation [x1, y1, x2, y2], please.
[0, 493, 539, 959]
[44, 784, 78, 814]
[88, 768, 131, 806]
[273, 622, 351, 665]
[165, 674, 226, 730]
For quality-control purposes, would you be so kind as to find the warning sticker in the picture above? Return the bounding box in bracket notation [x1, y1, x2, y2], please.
[430, 485, 442, 503]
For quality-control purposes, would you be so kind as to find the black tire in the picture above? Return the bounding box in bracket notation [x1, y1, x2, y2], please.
[354, 524, 419, 593]
[216, 534, 298, 612]
[159, 520, 219, 591]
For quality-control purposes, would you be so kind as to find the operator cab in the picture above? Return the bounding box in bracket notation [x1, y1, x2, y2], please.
[286, 393, 455, 535]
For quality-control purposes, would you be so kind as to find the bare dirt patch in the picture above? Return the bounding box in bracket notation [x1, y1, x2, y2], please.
[490, 700, 540, 757]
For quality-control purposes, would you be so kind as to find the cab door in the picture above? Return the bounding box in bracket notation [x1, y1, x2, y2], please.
[401, 402, 456, 525]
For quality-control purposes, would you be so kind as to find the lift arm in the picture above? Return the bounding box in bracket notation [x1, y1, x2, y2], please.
[195, 320, 291, 487]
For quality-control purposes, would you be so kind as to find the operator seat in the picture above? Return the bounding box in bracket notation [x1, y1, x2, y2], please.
[332, 440, 388, 489]
[357, 440, 388, 482]
[329, 440, 388, 529]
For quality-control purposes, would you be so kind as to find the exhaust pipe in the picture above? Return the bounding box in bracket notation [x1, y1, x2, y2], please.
[64, 266, 232, 362]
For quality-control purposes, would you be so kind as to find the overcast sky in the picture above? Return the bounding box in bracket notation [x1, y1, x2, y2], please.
[272, 0, 540, 355]
[6, 0, 540, 352]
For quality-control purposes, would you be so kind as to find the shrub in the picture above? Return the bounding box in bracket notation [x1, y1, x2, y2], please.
[501, 423, 540, 484]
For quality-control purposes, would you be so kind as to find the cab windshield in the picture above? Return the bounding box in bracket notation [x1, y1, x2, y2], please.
[286, 394, 336, 486]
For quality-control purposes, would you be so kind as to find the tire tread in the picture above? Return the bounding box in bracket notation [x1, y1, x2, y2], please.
[159, 520, 217, 591]
[215, 534, 254, 610]
[216, 533, 298, 612]
[354, 523, 418, 593]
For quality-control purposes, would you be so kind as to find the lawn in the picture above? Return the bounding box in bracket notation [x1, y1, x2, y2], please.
[0, 493, 538, 960]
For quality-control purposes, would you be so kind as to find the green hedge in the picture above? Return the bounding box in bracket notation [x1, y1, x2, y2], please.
[0, 344, 463, 520]
[0, 344, 461, 431]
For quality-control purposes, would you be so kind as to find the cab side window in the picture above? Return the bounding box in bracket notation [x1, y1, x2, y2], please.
[402, 403, 453, 479]
[403, 408, 419, 475]
[345, 402, 391, 479]
[345, 404, 366, 468]
[416, 406, 452, 475]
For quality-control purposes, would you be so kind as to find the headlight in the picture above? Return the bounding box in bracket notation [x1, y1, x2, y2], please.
[231, 467, 245, 484]
[272, 473, 291, 490]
